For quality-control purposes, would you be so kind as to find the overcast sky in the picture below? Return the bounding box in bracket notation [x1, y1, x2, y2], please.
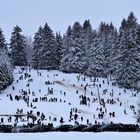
[0, 0, 140, 41]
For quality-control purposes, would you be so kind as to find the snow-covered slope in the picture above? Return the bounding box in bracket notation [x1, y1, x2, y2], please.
[0, 67, 139, 126]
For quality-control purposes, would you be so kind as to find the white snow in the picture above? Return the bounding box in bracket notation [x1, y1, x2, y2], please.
[0, 132, 140, 140]
[0, 67, 139, 126]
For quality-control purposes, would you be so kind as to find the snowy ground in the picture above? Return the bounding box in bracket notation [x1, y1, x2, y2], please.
[0, 132, 140, 140]
[0, 67, 139, 126]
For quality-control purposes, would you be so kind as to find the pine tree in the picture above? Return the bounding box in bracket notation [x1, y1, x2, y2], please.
[98, 22, 117, 77]
[10, 25, 27, 66]
[32, 26, 44, 69]
[113, 12, 140, 89]
[83, 20, 94, 73]
[56, 32, 63, 67]
[105, 23, 118, 76]
[111, 19, 127, 78]
[83, 19, 93, 49]
[41, 23, 58, 69]
[69, 22, 87, 73]
[87, 36, 105, 77]
[25, 36, 33, 66]
[0, 52, 13, 90]
[0, 29, 13, 90]
[32, 23, 61, 70]
[60, 26, 73, 72]
[0, 28, 7, 52]
[127, 12, 137, 29]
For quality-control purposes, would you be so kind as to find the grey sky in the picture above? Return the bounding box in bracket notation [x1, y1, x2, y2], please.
[0, 0, 140, 41]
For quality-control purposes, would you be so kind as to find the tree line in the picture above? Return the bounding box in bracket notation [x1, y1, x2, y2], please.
[0, 12, 140, 91]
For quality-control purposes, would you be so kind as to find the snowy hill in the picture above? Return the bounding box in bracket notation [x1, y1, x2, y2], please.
[0, 67, 139, 126]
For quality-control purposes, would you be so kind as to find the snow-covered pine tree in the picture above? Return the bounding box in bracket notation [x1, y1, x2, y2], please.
[32, 26, 44, 69]
[60, 26, 73, 72]
[113, 12, 140, 89]
[0, 29, 13, 91]
[0, 28, 7, 52]
[82, 20, 94, 74]
[87, 36, 105, 77]
[111, 19, 127, 79]
[10, 25, 27, 66]
[40, 23, 58, 70]
[136, 24, 140, 53]
[98, 22, 117, 77]
[25, 36, 33, 67]
[69, 22, 87, 73]
[105, 23, 118, 77]
[56, 32, 63, 68]
[83, 20, 93, 49]
[0, 52, 13, 90]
